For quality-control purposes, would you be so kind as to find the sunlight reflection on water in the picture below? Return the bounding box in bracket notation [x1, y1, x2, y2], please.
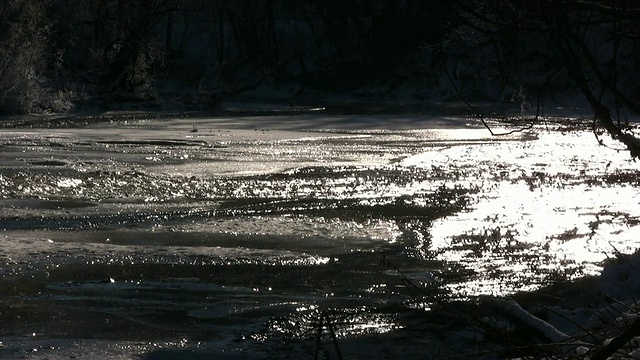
[2, 119, 640, 355]
[404, 129, 640, 296]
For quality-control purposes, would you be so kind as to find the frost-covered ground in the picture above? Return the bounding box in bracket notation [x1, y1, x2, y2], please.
[1, 109, 640, 359]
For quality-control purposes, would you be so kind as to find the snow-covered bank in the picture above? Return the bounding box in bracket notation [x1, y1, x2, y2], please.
[468, 251, 640, 359]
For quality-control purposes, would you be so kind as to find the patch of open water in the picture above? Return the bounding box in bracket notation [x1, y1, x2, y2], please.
[0, 115, 639, 358]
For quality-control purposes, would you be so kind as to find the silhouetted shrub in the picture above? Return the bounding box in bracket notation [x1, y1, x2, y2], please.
[0, 0, 52, 114]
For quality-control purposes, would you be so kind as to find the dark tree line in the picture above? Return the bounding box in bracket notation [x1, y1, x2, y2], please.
[0, 0, 454, 114]
[1, 0, 639, 157]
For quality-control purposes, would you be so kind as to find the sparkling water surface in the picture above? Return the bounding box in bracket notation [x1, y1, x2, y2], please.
[0, 114, 638, 358]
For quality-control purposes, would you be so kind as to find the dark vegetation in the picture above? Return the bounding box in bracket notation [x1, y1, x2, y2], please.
[0, 0, 453, 114]
[450, 0, 640, 157]
[1, 0, 638, 154]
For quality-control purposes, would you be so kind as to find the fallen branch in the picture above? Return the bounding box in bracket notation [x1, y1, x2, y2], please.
[490, 298, 569, 343]
[590, 318, 640, 360]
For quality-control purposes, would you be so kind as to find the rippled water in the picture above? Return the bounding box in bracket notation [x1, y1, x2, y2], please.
[0, 114, 638, 358]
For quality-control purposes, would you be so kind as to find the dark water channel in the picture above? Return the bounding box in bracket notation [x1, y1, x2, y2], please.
[0, 114, 638, 358]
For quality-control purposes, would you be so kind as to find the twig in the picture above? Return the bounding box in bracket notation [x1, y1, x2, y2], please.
[438, 43, 538, 136]
[314, 310, 344, 360]
[590, 318, 640, 360]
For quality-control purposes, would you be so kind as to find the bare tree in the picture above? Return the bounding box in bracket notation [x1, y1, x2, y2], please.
[0, 0, 52, 114]
[450, 0, 640, 157]
[84, 0, 177, 96]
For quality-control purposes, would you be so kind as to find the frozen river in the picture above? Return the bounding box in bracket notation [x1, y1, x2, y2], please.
[0, 113, 639, 358]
